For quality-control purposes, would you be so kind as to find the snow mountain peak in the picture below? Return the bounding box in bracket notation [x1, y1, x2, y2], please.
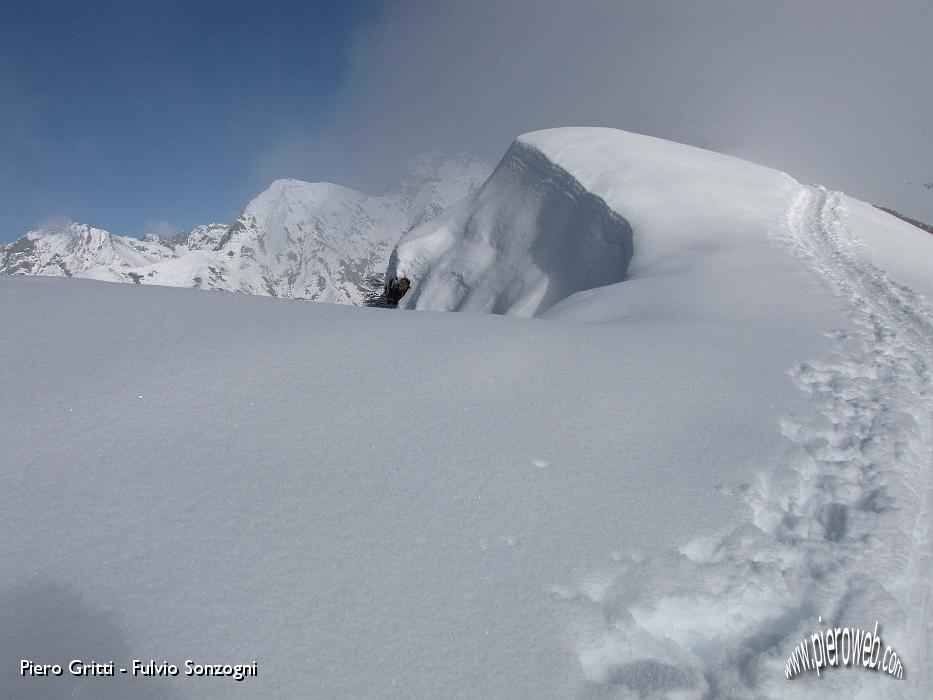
[1, 154, 493, 301]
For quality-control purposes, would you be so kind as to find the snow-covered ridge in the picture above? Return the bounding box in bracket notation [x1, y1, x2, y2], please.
[0, 155, 491, 303]
[388, 139, 635, 315]
[0, 221, 179, 278]
[5, 128, 933, 698]
[388, 127, 801, 317]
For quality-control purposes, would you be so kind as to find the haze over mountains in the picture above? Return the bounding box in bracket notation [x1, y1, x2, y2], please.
[0, 153, 491, 304]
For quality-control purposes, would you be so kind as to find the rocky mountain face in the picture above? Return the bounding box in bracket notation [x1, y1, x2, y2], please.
[0, 154, 490, 304]
[874, 205, 933, 236]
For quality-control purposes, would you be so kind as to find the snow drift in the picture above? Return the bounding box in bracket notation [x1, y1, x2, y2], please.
[4, 127, 933, 699]
[388, 128, 802, 318]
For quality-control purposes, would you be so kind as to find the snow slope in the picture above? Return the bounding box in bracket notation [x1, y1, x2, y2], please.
[0, 154, 490, 304]
[388, 127, 933, 696]
[388, 129, 795, 318]
[3, 128, 933, 698]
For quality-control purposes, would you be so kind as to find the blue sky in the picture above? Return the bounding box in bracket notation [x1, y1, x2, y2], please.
[3, 1, 932, 242]
[0, 0, 371, 241]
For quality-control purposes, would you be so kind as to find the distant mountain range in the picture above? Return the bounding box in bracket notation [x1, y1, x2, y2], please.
[0, 153, 491, 304]
[874, 205, 933, 236]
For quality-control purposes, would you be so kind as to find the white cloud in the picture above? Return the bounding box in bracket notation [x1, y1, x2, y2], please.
[34, 215, 73, 231]
[143, 220, 176, 236]
[261, 0, 933, 220]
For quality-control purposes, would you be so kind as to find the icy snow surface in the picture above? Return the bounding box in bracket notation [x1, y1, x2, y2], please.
[3, 128, 933, 698]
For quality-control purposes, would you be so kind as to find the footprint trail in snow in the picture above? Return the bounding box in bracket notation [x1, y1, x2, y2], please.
[557, 185, 933, 698]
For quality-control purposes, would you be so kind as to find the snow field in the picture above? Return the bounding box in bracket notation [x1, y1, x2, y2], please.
[4, 127, 933, 698]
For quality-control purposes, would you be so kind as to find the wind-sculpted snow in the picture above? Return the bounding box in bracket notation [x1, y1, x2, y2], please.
[384, 128, 933, 696]
[4, 129, 933, 698]
[388, 141, 634, 315]
[388, 127, 799, 318]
